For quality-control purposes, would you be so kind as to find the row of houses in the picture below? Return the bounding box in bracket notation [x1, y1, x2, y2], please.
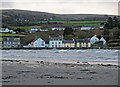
[1, 35, 106, 48]
[0, 28, 16, 34]
[1, 25, 105, 35]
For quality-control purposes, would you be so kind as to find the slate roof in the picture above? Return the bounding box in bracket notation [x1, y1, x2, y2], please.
[49, 37, 62, 41]
[77, 38, 90, 42]
[63, 40, 74, 43]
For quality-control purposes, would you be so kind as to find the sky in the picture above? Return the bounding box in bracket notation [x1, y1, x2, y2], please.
[1, 0, 120, 15]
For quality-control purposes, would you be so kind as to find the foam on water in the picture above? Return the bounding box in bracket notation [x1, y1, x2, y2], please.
[1, 49, 119, 65]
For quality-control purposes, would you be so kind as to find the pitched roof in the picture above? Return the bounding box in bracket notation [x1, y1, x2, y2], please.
[49, 37, 62, 41]
[63, 40, 74, 43]
[77, 38, 90, 42]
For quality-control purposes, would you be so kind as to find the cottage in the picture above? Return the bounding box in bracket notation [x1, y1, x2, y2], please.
[29, 38, 45, 47]
[90, 35, 99, 45]
[81, 26, 93, 30]
[77, 38, 91, 48]
[49, 36, 63, 48]
[29, 28, 38, 33]
[52, 27, 65, 31]
[3, 36, 21, 48]
[40, 29, 49, 32]
[62, 40, 75, 48]
[0, 28, 10, 33]
[99, 25, 104, 29]
[99, 37, 106, 45]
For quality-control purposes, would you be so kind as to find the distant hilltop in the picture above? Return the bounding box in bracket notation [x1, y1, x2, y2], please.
[2, 9, 117, 23]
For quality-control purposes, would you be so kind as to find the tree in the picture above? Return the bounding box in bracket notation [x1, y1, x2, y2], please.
[16, 28, 21, 32]
[113, 16, 119, 28]
[63, 27, 73, 36]
[107, 17, 113, 29]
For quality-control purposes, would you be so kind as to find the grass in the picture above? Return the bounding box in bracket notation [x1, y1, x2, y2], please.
[73, 24, 100, 27]
[9, 21, 106, 30]
[1, 34, 26, 37]
[0, 37, 3, 41]
[29, 21, 106, 27]
[2, 15, 10, 17]
[109, 39, 120, 42]
[30, 21, 105, 24]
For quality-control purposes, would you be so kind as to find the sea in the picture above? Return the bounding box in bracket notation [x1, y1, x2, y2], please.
[1, 49, 119, 65]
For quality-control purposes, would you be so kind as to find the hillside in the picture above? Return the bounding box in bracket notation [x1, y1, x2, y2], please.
[2, 9, 116, 27]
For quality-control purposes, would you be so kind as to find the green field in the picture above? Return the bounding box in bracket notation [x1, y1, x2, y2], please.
[30, 21, 105, 24]
[10, 21, 106, 30]
[29, 21, 106, 27]
[0, 37, 3, 41]
[1, 34, 26, 37]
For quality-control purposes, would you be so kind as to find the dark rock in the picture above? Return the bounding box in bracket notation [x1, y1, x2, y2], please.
[41, 61, 44, 63]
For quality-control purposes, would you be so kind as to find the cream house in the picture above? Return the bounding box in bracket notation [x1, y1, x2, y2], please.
[77, 38, 91, 48]
[62, 40, 75, 48]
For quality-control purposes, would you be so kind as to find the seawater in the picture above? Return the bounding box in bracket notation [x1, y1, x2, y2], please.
[1, 49, 119, 65]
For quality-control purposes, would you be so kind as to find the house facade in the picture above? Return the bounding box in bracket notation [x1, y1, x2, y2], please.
[62, 40, 75, 48]
[0, 28, 10, 33]
[99, 37, 106, 45]
[3, 37, 21, 48]
[90, 35, 99, 45]
[29, 38, 45, 47]
[90, 35, 107, 46]
[29, 28, 38, 33]
[77, 38, 91, 48]
[49, 37, 63, 48]
[81, 26, 95, 30]
[0, 28, 16, 34]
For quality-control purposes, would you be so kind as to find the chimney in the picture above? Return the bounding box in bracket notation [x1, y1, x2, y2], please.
[61, 35, 63, 40]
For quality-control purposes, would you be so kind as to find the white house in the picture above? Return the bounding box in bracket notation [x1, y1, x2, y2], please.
[90, 35, 107, 45]
[49, 36, 63, 48]
[0, 28, 10, 33]
[29, 38, 45, 47]
[0, 28, 16, 34]
[29, 28, 38, 33]
[90, 35, 99, 44]
[52, 27, 65, 31]
[99, 37, 106, 45]
[40, 29, 49, 32]
[99, 25, 104, 29]
[81, 27, 93, 30]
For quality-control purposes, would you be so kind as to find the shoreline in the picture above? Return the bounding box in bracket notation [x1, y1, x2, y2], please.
[1, 47, 120, 50]
[1, 58, 120, 68]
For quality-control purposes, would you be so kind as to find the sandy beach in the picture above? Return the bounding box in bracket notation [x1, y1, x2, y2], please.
[2, 59, 119, 85]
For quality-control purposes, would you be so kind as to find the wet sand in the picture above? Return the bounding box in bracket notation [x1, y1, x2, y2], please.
[2, 59, 119, 85]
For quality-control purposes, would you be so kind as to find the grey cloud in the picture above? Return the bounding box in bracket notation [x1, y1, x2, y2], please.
[1, 2, 14, 8]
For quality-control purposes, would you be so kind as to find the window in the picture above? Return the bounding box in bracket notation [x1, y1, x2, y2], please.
[42, 44, 44, 46]
[59, 42, 61, 44]
[42, 41, 44, 44]
[7, 38, 10, 41]
[52, 42, 54, 44]
[4, 45, 6, 48]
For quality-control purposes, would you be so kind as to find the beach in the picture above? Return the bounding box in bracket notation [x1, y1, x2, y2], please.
[2, 59, 119, 85]
[1, 49, 119, 85]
